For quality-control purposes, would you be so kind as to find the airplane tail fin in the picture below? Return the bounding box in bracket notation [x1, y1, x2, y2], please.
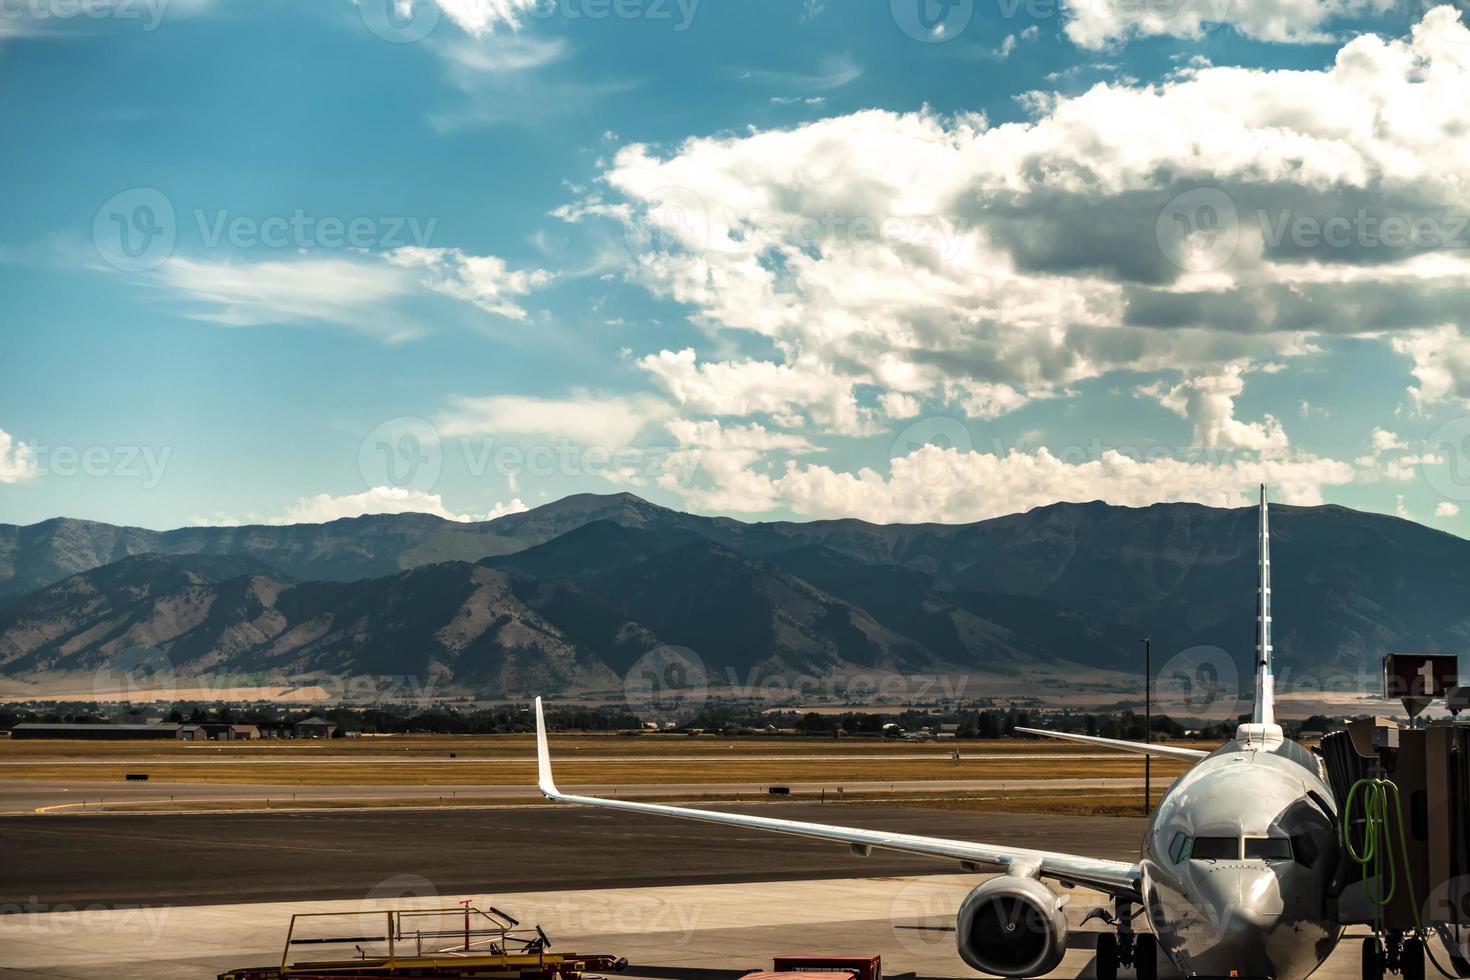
[1253, 484, 1276, 727]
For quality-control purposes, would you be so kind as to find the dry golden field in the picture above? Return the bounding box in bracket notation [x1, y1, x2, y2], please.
[0, 732, 1197, 786]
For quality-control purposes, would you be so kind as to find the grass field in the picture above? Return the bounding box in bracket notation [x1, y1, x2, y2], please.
[0, 732, 1196, 786]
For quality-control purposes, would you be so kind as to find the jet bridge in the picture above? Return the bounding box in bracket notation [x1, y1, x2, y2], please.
[1319, 655, 1470, 980]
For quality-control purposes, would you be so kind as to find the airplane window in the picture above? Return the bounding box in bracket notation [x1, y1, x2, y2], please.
[1245, 837, 1293, 860]
[1169, 832, 1191, 863]
[1290, 834, 1319, 868]
[1190, 837, 1240, 860]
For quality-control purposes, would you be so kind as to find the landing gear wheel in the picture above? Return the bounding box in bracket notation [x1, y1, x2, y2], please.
[1134, 934, 1158, 980]
[1096, 934, 1119, 980]
[1401, 937, 1426, 980]
[1362, 936, 1384, 980]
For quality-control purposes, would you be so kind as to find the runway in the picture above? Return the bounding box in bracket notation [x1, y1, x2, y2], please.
[0, 804, 1148, 908]
[0, 777, 1148, 816]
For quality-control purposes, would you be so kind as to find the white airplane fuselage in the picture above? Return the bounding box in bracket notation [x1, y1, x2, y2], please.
[1141, 730, 1342, 980]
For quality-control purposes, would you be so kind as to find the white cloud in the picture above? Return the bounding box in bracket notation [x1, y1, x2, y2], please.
[656, 443, 1356, 523]
[1152, 365, 1289, 451]
[432, 0, 541, 36]
[637, 349, 871, 434]
[1062, 0, 1396, 48]
[1437, 502, 1461, 517]
[438, 392, 672, 447]
[1371, 427, 1407, 453]
[387, 246, 551, 320]
[1396, 494, 1412, 518]
[572, 10, 1470, 439]
[1392, 325, 1470, 408]
[280, 486, 526, 524]
[142, 249, 547, 341]
[0, 427, 38, 484]
[654, 419, 819, 514]
[879, 391, 922, 419]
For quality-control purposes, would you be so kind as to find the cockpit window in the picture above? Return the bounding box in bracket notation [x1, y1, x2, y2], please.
[1245, 837, 1293, 861]
[1190, 837, 1240, 861]
[1169, 832, 1191, 863]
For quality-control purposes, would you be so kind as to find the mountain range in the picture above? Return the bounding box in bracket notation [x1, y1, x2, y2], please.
[2, 493, 1468, 699]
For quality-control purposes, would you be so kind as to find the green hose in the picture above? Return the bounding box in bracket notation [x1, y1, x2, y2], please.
[1343, 778, 1418, 931]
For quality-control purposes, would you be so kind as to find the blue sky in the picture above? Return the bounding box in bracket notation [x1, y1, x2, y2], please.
[2, 0, 1470, 532]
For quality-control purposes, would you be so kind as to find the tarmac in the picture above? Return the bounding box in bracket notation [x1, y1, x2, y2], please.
[0, 798, 1409, 980]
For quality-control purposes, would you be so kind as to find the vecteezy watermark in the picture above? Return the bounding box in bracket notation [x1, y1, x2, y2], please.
[1154, 645, 1242, 724]
[25, 443, 171, 488]
[93, 187, 176, 273]
[889, 416, 976, 504]
[0, 0, 176, 31]
[357, 0, 700, 42]
[889, 879, 959, 955]
[92, 187, 438, 273]
[356, 416, 703, 496]
[624, 645, 709, 721]
[891, 0, 974, 41]
[1424, 416, 1470, 504]
[1156, 188, 1241, 274]
[0, 899, 172, 944]
[92, 646, 176, 715]
[194, 209, 436, 251]
[1157, 187, 1470, 273]
[359, 416, 443, 495]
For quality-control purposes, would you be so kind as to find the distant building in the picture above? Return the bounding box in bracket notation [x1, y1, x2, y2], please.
[11, 723, 182, 741]
[256, 723, 295, 739]
[177, 725, 205, 741]
[194, 723, 259, 741]
[294, 716, 337, 739]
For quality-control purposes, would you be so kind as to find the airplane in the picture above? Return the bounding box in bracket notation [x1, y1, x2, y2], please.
[533, 485, 1351, 980]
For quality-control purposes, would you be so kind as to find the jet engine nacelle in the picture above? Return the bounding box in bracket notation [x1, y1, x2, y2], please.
[956, 875, 1069, 978]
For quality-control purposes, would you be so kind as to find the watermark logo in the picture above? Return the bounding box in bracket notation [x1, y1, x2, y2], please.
[359, 416, 443, 494]
[1156, 187, 1239, 273]
[889, 879, 959, 955]
[357, 0, 441, 42]
[91, 645, 176, 716]
[93, 187, 175, 273]
[889, 416, 975, 503]
[891, 0, 973, 41]
[623, 645, 708, 722]
[1155, 644, 1241, 724]
[1424, 416, 1470, 503]
[625, 186, 709, 271]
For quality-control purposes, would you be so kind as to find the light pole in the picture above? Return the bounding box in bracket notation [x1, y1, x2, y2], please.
[1140, 637, 1151, 815]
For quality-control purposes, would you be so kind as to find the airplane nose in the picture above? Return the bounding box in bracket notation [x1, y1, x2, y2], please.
[1180, 868, 1283, 977]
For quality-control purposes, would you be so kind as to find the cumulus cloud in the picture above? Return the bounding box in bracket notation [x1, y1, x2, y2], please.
[653, 443, 1355, 522]
[1061, 0, 1396, 49]
[280, 486, 527, 524]
[438, 392, 672, 447]
[637, 349, 870, 434]
[1151, 365, 1289, 451]
[0, 427, 38, 484]
[1437, 502, 1462, 517]
[1392, 325, 1470, 408]
[655, 419, 820, 513]
[563, 9, 1470, 436]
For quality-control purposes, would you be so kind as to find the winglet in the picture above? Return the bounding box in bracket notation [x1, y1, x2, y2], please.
[534, 696, 561, 799]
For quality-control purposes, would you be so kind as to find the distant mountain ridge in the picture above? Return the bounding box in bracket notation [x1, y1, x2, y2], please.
[1, 494, 1468, 695]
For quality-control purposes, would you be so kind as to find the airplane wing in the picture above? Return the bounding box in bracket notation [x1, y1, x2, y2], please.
[534, 698, 1141, 897]
[1014, 727, 1210, 761]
